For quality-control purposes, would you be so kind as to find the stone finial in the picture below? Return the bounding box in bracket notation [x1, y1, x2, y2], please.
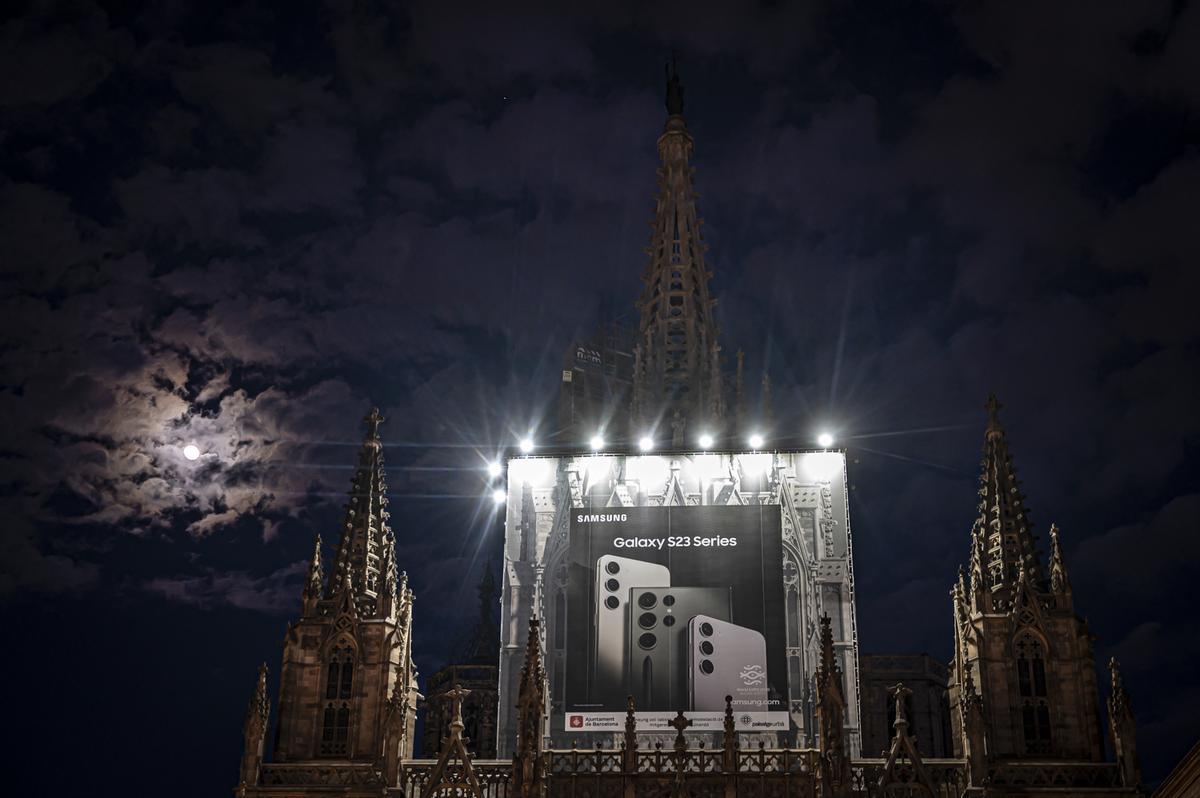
[1049, 523, 1071, 596]
[363, 406, 385, 440]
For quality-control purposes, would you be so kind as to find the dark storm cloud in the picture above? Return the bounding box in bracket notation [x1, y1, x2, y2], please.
[1, 0, 1197, 789]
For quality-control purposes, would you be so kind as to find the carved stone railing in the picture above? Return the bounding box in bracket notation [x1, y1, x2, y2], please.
[259, 762, 385, 787]
[401, 758, 514, 798]
[542, 744, 820, 798]
[850, 758, 968, 798]
[986, 760, 1123, 790]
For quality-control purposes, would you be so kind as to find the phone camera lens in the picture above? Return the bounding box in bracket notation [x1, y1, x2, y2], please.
[663, 615, 675, 627]
[699, 659, 714, 675]
[662, 594, 675, 606]
[638, 633, 657, 650]
[604, 596, 620, 610]
[699, 641, 714, 656]
[605, 561, 620, 575]
[638, 612, 656, 629]
[699, 622, 714, 637]
[637, 592, 657, 609]
[605, 578, 620, 592]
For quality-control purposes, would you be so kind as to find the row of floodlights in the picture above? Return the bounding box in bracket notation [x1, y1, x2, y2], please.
[487, 430, 836, 504]
[513, 430, 833, 454]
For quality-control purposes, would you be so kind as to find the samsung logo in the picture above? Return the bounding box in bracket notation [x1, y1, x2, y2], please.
[576, 513, 628, 523]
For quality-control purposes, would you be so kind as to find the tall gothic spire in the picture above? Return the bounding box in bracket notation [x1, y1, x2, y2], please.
[632, 58, 723, 444]
[972, 395, 1042, 609]
[327, 407, 398, 618]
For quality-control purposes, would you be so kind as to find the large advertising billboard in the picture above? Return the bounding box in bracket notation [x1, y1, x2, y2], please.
[496, 452, 860, 753]
[565, 504, 788, 731]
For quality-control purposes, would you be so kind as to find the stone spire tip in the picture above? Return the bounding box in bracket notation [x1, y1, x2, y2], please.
[665, 53, 684, 116]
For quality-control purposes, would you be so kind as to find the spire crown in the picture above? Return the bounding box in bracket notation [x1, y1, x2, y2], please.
[985, 394, 1003, 440]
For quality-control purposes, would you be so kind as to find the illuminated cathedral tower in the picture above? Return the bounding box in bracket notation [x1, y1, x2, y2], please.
[235, 409, 418, 796]
[948, 397, 1142, 787]
[631, 59, 725, 446]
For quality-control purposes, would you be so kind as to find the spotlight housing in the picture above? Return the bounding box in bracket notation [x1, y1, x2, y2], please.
[748, 433, 764, 449]
[698, 433, 714, 449]
[817, 432, 834, 448]
[638, 436, 654, 452]
[519, 437, 534, 454]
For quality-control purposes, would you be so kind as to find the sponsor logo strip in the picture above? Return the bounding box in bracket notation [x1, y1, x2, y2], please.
[563, 712, 788, 732]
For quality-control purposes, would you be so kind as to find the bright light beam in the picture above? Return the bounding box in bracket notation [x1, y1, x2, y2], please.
[817, 432, 834, 448]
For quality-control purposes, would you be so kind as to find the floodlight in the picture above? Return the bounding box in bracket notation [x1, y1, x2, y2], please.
[698, 433, 714, 449]
[590, 434, 605, 451]
[748, 433, 764, 449]
[519, 437, 534, 453]
[638, 436, 654, 452]
[817, 432, 834, 448]
[487, 461, 502, 478]
[183, 444, 201, 461]
[492, 488, 506, 504]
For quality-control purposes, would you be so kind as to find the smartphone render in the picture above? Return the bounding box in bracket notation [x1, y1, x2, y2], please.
[628, 587, 732, 711]
[593, 556, 671, 706]
[688, 615, 769, 713]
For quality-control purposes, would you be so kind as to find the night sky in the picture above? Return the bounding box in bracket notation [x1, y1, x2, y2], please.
[2, 1, 1197, 794]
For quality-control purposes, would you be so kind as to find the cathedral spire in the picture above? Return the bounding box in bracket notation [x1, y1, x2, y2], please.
[632, 59, 723, 442]
[327, 407, 397, 618]
[972, 395, 1042, 610]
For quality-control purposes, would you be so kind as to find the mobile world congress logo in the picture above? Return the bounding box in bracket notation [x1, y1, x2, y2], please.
[575, 513, 628, 523]
[740, 664, 766, 686]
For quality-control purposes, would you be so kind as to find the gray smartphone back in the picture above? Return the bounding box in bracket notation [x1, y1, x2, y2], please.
[688, 615, 769, 713]
[593, 555, 670, 705]
[628, 587, 732, 711]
